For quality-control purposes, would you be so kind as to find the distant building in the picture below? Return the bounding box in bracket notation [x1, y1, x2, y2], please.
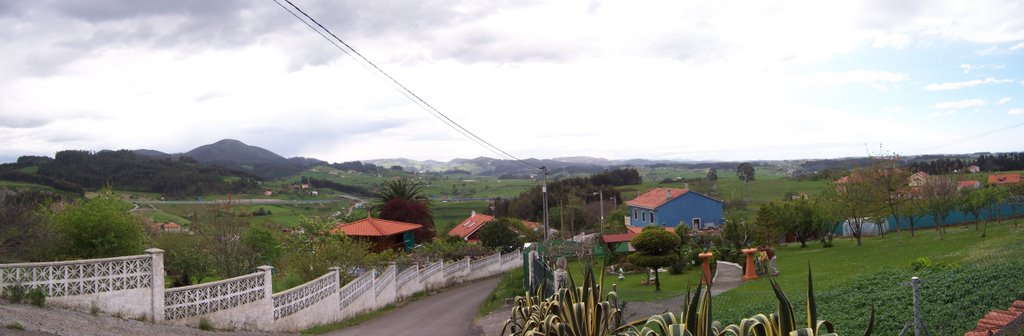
[957, 180, 981, 191]
[908, 172, 929, 187]
[625, 188, 723, 230]
[988, 173, 1021, 186]
[966, 165, 981, 173]
[263, 190, 273, 196]
[152, 221, 182, 233]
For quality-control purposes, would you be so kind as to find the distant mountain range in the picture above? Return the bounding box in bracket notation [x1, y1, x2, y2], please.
[133, 139, 325, 179]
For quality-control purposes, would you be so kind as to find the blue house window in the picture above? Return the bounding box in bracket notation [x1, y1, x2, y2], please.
[642, 211, 647, 223]
[651, 212, 655, 223]
[633, 209, 638, 220]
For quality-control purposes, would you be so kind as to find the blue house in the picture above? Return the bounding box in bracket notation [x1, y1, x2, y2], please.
[626, 188, 724, 230]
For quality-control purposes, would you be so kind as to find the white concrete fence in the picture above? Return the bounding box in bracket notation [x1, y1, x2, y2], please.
[0, 248, 522, 332]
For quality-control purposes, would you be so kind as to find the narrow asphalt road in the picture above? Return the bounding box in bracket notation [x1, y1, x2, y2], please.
[326, 277, 501, 336]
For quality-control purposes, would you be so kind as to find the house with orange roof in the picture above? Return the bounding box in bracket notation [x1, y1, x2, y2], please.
[908, 171, 929, 187]
[626, 188, 723, 230]
[447, 211, 540, 242]
[330, 216, 422, 252]
[958, 180, 981, 191]
[987, 173, 1021, 186]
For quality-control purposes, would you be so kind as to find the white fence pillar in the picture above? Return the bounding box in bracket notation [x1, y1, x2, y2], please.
[146, 248, 165, 322]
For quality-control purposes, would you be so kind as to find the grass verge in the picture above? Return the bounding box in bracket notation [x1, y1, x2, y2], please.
[301, 304, 396, 334]
[478, 267, 525, 317]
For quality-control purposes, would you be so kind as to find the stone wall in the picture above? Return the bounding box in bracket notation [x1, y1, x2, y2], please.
[0, 249, 522, 333]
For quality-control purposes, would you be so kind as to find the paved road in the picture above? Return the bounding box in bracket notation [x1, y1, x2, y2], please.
[327, 277, 501, 336]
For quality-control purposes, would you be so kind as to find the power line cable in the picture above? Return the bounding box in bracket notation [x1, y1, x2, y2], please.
[913, 121, 1024, 153]
[273, 0, 540, 171]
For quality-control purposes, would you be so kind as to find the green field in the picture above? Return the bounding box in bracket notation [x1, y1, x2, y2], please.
[432, 200, 490, 236]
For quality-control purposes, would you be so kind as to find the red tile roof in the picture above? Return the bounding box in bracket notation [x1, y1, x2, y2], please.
[602, 233, 637, 243]
[330, 217, 422, 237]
[988, 173, 1021, 185]
[447, 212, 496, 239]
[162, 222, 181, 229]
[965, 300, 1024, 336]
[958, 180, 981, 189]
[627, 188, 690, 209]
[522, 220, 540, 230]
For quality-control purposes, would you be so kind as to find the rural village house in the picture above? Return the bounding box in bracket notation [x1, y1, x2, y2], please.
[625, 188, 723, 230]
[987, 173, 1021, 186]
[447, 211, 539, 242]
[330, 216, 422, 252]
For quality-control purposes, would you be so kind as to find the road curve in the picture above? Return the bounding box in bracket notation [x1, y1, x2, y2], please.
[326, 277, 501, 336]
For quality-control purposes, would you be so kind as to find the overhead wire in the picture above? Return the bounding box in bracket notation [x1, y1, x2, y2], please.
[913, 121, 1024, 154]
[272, 0, 541, 171]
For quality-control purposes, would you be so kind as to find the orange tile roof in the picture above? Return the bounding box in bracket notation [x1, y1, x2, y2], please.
[447, 212, 495, 239]
[330, 217, 422, 237]
[522, 220, 540, 230]
[162, 222, 181, 229]
[988, 173, 1021, 185]
[627, 188, 690, 209]
[602, 233, 637, 243]
[958, 180, 980, 189]
[966, 300, 1024, 336]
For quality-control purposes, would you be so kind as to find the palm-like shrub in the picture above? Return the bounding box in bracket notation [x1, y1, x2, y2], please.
[503, 265, 874, 336]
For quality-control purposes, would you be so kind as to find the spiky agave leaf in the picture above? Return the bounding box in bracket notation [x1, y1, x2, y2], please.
[806, 263, 817, 334]
[862, 304, 874, 336]
[769, 278, 797, 335]
[685, 282, 703, 334]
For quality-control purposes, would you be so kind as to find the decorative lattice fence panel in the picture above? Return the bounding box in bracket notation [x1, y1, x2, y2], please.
[374, 267, 395, 296]
[443, 260, 466, 278]
[272, 271, 338, 320]
[164, 272, 265, 320]
[420, 261, 442, 280]
[0, 255, 152, 297]
[339, 272, 372, 309]
[395, 266, 418, 288]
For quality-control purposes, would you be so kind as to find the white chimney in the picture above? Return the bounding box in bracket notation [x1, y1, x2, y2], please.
[684, 183, 689, 190]
[665, 190, 671, 200]
[471, 210, 476, 217]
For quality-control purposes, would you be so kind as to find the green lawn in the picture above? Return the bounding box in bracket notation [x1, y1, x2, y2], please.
[566, 259, 705, 302]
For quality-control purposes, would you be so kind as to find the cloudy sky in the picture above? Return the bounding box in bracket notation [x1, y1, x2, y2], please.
[2, 0, 1023, 163]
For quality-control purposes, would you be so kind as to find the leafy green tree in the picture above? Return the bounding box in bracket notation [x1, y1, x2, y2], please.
[674, 223, 691, 247]
[825, 169, 886, 246]
[706, 168, 718, 182]
[0, 190, 63, 262]
[864, 156, 910, 236]
[737, 162, 755, 201]
[722, 209, 754, 250]
[477, 217, 522, 253]
[54, 197, 145, 259]
[283, 216, 370, 282]
[628, 227, 680, 291]
[241, 224, 281, 270]
[153, 233, 213, 286]
[921, 175, 959, 239]
[898, 192, 929, 237]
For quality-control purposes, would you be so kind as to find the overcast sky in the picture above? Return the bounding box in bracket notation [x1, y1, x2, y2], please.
[2, 1, 1023, 163]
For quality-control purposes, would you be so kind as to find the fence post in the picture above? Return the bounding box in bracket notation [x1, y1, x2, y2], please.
[257, 265, 274, 328]
[145, 248, 165, 322]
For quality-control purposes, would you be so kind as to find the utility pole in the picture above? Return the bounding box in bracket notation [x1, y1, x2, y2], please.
[541, 166, 549, 244]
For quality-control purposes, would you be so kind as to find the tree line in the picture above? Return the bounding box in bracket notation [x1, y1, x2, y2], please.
[1, 150, 260, 197]
[909, 152, 1024, 174]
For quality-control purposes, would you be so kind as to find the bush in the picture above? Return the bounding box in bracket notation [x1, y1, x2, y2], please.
[5, 322, 24, 330]
[2, 284, 27, 303]
[27, 287, 45, 307]
[199, 318, 213, 331]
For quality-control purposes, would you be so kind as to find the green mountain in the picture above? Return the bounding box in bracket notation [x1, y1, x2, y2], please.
[186, 139, 286, 164]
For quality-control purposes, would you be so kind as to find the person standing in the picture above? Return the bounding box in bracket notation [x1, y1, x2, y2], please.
[759, 245, 779, 276]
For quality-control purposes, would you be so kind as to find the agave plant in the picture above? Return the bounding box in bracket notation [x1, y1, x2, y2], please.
[504, 264, 873, 336]
[502, 264, 624, 336]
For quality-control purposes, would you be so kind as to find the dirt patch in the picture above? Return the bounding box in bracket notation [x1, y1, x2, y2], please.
[0, 304, 289, 336]
[474, 306, 512, 336]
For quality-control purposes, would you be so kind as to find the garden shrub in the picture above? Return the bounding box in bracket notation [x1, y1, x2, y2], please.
[27, 287, 45, 307]
[2, 283, 27, 303]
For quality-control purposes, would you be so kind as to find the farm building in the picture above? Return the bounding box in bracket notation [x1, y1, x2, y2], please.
[625, 188, 723, 230]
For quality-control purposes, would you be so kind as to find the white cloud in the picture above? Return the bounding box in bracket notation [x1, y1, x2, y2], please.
[961, 64, 1006, 74]
[927, 111, 955, 117]
[1010, 108, 1024, 116]
[998, 97, 1012, 104]
[975, 46, 1000, 55]
[933, 99, 986, 109]
[802, 70, 907, 89]
[1010, 42, 1024, 51]
[924, 77, 1015, 91]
